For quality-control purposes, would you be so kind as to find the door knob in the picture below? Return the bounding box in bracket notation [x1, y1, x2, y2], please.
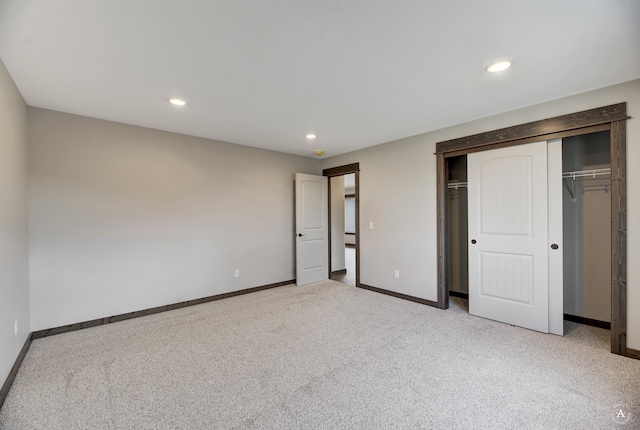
[551, 244, 559, 250]
[471, 239, 477, 244]
[297, 233, 305, 237]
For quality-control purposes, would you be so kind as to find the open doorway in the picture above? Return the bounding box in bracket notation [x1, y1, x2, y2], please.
[329, 174, 356, 285]
[323, 163, 360, 287]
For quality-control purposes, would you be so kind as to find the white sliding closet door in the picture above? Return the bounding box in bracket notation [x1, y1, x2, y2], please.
[547, 139, 563, 336]
[467, 141, 551, 333]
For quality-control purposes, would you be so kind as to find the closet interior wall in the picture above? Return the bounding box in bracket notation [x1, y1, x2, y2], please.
[562, 131, 612, 324]
[447, 156, 468, 295]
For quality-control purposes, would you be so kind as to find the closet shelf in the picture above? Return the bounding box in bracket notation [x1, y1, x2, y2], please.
[562, 168, 611, 202]
[448, 181, 467, 190]
[562, 168, 611, 180]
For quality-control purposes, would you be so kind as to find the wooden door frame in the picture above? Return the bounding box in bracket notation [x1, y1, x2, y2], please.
[323, 163, 360, 287]
[435, 103, 631, 357]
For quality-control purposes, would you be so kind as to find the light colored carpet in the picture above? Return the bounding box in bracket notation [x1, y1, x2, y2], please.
[1, 280, 638, 429]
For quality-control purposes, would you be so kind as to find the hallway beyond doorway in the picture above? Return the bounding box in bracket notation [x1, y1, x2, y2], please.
[331, 245, 355, 286]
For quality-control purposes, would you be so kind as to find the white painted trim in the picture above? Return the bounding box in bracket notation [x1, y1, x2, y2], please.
[548, 139, 564, 336]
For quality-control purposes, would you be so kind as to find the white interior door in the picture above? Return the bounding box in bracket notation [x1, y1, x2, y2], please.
[295, 173, 328, 286]
[468, 141, 550, 333]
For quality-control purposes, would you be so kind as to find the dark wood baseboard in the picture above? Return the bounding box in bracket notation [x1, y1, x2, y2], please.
[32, 279, 295, 340]
[563, 313, 611, 330]
[627, 348, 640, 361]
[449, 291, 469, 299]
[331, 269, 347, 276]
[358, 284, 439, 308]
[0, 334, 33, 411]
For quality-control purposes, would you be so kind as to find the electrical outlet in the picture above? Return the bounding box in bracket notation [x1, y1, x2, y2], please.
[369, 221, 374, 229]
[14, 319, 18, 336]
[234, 269, 240, 278]
[394, 270, 400, 279]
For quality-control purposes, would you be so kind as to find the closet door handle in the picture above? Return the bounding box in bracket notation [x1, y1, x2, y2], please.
[297, 233, 305, 237]
[471, 239, 477, 244]
[551, 244, 559, 250]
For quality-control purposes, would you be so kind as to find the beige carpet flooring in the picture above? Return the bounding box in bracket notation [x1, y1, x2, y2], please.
[1, 280, 638, 429]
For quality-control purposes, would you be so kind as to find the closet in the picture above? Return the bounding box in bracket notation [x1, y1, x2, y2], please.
[446, 130, 612, 330]
[562, 131, 611, 327]
[436, 103, 628, 354]
[447, 156, 468, 297]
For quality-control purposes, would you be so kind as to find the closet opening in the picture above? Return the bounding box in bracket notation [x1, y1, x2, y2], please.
[562, 130, 611, 330]
[446, 155, 468, 302]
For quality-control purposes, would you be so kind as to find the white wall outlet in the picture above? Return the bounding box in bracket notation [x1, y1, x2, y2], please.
[234, 269, 240, 278]
[369, 221, 374, 229]
[14, 319, 18, 336]
[394, 270, 400, 279]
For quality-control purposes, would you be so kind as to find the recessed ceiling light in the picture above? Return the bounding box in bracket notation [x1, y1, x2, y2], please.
[486, 61, 512, 73]
[306, 134, 316, 140]
[169, 98, 186, 106]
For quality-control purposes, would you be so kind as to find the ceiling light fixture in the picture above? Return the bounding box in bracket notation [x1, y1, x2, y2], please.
[169, 98, 186, 106]
[486, 61, 512, 73]
[306, 134, 317, 140]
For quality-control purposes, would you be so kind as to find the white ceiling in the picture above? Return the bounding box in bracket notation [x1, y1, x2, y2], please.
[1, 1, 639, 158]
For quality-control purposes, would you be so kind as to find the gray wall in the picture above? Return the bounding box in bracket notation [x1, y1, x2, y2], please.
[0, 59, 29, 383]
[321, 79, 640, 350]
[323, 133, 440, 300]
[447, 189, 468, 294]
[28, 108, 320, 331]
